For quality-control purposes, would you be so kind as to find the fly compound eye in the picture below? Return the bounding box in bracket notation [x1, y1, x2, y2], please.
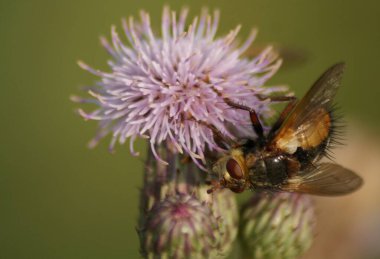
[226, 158, 243, 179]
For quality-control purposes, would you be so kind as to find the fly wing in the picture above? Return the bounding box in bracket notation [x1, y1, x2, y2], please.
[280, 163, 363, 196]
[270, 63, 345, 154]
[244, 44, 308, 70]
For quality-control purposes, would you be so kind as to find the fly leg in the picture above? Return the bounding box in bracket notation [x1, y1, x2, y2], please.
[223, 98, 265, 140]
[192, 119, 237, 149]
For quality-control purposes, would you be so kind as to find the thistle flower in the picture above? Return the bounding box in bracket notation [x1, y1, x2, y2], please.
[72, 6, 318, 259]
[239, 192, 315, 259]
[73, 7, 283, 165]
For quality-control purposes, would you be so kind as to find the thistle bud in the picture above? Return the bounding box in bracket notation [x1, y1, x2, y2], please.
[239, 192, 315, 259]
[143, 193, 220, 259]
[138, 144, 238, 258]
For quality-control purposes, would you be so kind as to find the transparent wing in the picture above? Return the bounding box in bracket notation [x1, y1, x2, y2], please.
[280, 163, 363, 196]
[271, 63, 345, 153]
[244, 44, 308, 70]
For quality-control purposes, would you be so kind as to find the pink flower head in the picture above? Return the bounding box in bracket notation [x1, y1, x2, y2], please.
[73, 7, 284, 166]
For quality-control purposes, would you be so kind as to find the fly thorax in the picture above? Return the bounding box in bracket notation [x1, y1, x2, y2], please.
[249, 155, 288, 186]
[264, 156, 288, 185]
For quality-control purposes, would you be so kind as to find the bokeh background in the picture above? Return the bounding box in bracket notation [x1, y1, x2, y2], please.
[1, 0, 379, 258]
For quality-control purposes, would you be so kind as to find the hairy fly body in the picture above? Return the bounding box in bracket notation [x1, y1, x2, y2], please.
[207, 63, 363, 196]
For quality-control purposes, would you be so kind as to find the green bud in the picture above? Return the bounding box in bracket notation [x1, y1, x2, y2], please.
[239, 192, 315, 259]
[143, 193, 219, 259]
[139, 144, 238, 258]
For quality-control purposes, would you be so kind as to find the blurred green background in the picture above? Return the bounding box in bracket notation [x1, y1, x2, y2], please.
[1, 0, 379, 258]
